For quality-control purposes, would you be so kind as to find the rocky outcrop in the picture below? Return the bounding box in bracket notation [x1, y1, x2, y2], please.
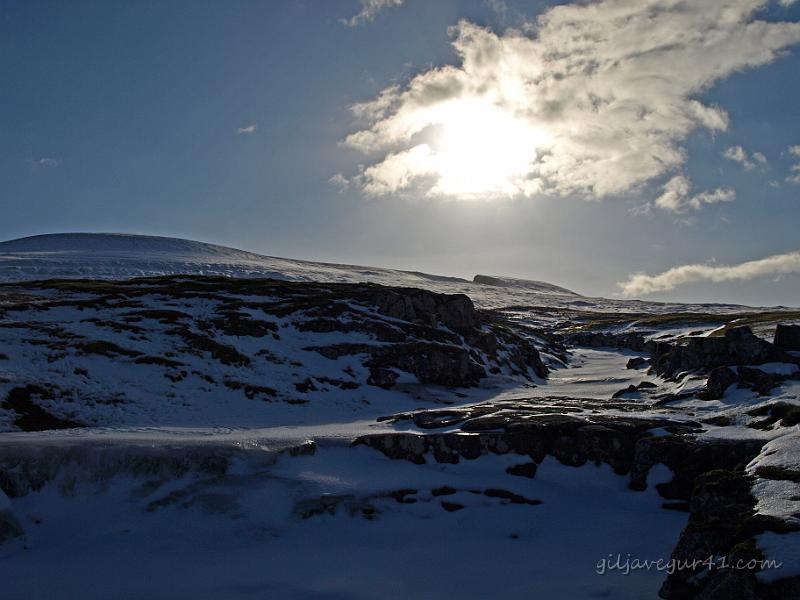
[659, 469, 800, 599]
[700, 365, 799, 401]
[651, 326, 789, 378]
[774, 323, 800, 352]
[365, 342, 486, 388]
[358, 399, 800, 600]
[0, 276, 551, 427]
[372, 288, 478, 332]
[565, 331, 648, 351]
[357, 399, 708, 481]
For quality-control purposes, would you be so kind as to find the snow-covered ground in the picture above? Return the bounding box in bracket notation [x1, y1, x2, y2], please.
[1, 233, 799, 598]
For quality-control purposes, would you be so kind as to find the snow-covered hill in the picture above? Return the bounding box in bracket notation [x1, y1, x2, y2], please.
[0, 232, 752, 314]
[2, 233, 800, 599]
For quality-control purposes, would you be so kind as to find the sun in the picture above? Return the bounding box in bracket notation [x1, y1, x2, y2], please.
[427, 99, 543, 199]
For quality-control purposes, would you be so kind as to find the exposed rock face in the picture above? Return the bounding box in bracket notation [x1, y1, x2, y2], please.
[659, 469, 800, 600]
[774, 323, 800, 352]
[700, 365, 799, 401]
[357, 399, 710, 481]
[358, 399, 800, 600]
[373, 289, 478, 332]
[0, 277, 551, 430]
[651, 326, 789, 378]
[365, 342, 486, 388]
[565, 331, 648, 351]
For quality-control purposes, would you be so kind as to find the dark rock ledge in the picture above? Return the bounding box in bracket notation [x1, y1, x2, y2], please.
[354, 399, 799, 599]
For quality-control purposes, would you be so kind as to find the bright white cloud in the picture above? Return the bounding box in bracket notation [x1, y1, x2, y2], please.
[619, 250, 800, 297]
[344, 0, 404, 26]
[723, 145, 768, 169]
[237, 124, 258, 135]
[653, 175, 735, 213]
[344, 0, 800, 201]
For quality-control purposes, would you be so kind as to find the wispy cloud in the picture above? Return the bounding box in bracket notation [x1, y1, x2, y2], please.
[236, 123, 258, 135]
[343, 0, 404, 27]
[723, 145, 767, 170]
[343, 0, 800, 201]
[329, 173, 351, 190]
[30, 157, 63, 168]
[788, 144, 800, 185]
[654, 175, 736, 214]
[619, 250, 800, 297]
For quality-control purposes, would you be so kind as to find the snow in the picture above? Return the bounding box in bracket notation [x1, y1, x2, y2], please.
[756, 531, 800, 583]
[1, 232, 799, 596]
[0, 233, 770, 315]
[0, 446, 688, 600]
[739, 362, 799, 376]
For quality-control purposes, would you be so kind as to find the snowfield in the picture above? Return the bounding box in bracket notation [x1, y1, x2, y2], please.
[0, 233, 799, 600]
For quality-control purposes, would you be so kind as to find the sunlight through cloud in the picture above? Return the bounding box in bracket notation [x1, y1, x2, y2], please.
[344, 0, 800, 202]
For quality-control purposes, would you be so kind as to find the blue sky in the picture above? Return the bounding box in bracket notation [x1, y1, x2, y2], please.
[2, 0, 800, 306]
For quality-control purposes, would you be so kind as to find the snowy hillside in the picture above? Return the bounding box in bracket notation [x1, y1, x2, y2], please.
[1, 233, 800, 599]
[0, 233, 764, 315]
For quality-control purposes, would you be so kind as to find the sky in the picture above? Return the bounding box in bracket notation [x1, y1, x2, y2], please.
[2, 0, 800, 307]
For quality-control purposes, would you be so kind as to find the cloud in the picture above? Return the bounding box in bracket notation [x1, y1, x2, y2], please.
[344, 0, 404, 26]
[236, 124, 258, 135]
[329, 173, 351, 190]
[30, 157, 63, 168]
[723, 145, 768, 170]
[652, 175, 736, 213]
[619, 249, 800, 297]
[344, 0, 800, 201]
[788, 144, 800, 184]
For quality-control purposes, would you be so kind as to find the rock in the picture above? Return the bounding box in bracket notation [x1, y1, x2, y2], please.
[702, 366, 739, 400]
[737, 366, 786, 396]
[0, 509, 23, 544]
[566, 331, 647, 351]
[659, 468, 800, 599]
[506, 462, 538, 478]
[612, 385, 638, 398]
[0, 490, 23, 544]
[366, 343, 486, 388]
[774, 324, 800, 352]
[373, 289, 478, 332]
[651, 326, 787, 377]
[626, 356, 649, 369]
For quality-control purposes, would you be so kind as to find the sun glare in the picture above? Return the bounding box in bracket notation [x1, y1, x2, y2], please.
[428, 99, 542, 199]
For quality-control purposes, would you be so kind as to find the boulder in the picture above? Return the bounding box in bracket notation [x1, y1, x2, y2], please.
[626, 356, 649, 369]
[774, 324, 800, 352]
[701, 367, 739, 400]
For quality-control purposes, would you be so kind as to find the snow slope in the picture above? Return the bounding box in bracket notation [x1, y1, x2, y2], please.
[1, 233, 799, 597]
[0, 233, 761, 314]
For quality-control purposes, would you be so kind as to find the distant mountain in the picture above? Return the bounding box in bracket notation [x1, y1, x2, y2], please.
[473, 274, 578, 296]
[0, 233, 581, 307]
